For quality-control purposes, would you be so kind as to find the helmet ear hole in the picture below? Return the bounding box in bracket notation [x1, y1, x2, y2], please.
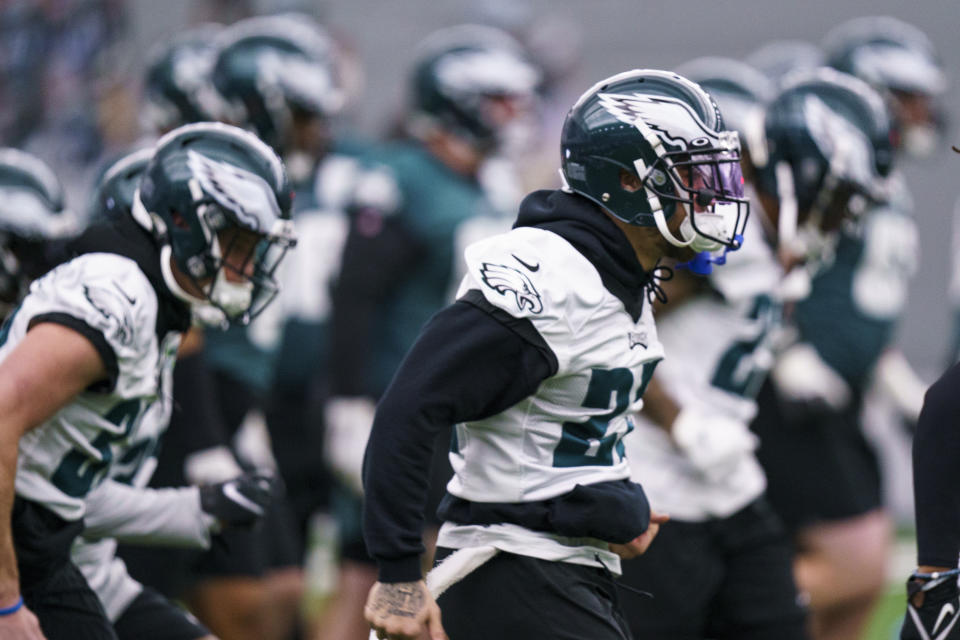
[619, 169, 643, 193]
[170, 210, 190, 230]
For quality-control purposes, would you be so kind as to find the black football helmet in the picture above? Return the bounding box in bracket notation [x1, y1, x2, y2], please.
[755, 68, 894, 255]
[142, 23, 225, 135]
[134, 122, 296, 326]
[89, 147, 154, 221]
[823, 16, 947, 157]
[0, 148, 77, 305]
[560, 69, 749, 261]
[212, 14, 344, 153]
[409, 25, 541, 155]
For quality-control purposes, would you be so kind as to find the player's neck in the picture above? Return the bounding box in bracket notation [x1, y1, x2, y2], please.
[605, 212, 664, 272]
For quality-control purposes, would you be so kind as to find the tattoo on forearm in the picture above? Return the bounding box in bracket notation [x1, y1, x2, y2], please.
[372, 583, 425, 618]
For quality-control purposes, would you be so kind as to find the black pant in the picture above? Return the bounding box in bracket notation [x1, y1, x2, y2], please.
[113, 587, 209, 640]
[435, 548, 632, 640]
[12, 498, 118, 640]
[618, 499, 808, 640]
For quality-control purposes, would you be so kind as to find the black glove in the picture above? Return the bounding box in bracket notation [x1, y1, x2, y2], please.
[200, 472, 276, 529]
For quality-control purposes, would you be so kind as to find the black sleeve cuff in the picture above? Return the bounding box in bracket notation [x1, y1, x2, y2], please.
[376, 555, 424, 583]
[28, 312, 119, 392]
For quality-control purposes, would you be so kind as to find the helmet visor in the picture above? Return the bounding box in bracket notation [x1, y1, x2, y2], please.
[648, 148, 750, 249]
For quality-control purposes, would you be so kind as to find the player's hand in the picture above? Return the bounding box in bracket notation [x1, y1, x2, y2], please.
[772, 342, 851, 411]
[324, 396, 377, 495]
[609, 511, 670, 559]
[0, 604, 47, 639]
[199, 471, 276, 530]
[365, 580, 447, 640]
[671, 408, 758, 483]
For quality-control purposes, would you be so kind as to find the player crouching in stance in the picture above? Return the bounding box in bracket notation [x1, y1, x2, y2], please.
[0, 122, 295, 640]
[361, 69, 749, 640]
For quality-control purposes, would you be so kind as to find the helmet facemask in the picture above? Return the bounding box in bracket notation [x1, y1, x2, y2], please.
[183, 202, 295, 327]
[639, 136, 750, 254]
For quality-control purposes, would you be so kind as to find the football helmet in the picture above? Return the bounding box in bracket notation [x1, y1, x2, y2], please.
[409, 25, 541, 154]
[755, 68, 894, 255]
[89, 147, 153, 221]
[823, 16, 947, 156]
[142, 23, 225, 135]
[133, 122, 296, 327]
[674, 57, 774, 165]
[0, 148, 77, 305]
[212, 14, 344, 153]
[560, 69, 749, 258]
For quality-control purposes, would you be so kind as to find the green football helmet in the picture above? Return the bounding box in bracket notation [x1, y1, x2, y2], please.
[142, 23, 225, 134]
[134, 122, 296, 327]
[0, 148, 77, 304]
[823, 16, 946, 156]
[755, 68, 894, 252]
[674, 57, 774, 165]
[410, 24, 541, 154]
[560, 69, 749, 257]
[212, 14, 344, 153]
[89, 147, 154, 221]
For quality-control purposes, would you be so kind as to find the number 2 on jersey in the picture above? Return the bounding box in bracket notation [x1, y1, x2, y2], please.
[553, 364, 656, 467]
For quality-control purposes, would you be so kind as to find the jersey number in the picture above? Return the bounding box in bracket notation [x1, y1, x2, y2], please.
[51, 399, 144, 497]
[711, 295, 779, 398]
[553, 364, 656, 468]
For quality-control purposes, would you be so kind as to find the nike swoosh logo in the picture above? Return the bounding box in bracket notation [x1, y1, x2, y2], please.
[222, 481, 265, 516]
[112, 281, 137, 305]
[512, 254, 540, 272]
[934, 602, 956, 636]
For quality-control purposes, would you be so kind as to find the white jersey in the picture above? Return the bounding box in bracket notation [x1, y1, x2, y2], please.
[625, 214, 781, 520]
[438, 226, 664, 571]
[7, 252, 181, 521]
[71, 395, 211, 621]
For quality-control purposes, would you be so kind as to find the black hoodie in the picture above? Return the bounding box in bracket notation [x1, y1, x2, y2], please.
[362, 190, 655, 583]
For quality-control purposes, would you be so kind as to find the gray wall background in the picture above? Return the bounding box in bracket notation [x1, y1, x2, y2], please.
[131, 0, 960, 377]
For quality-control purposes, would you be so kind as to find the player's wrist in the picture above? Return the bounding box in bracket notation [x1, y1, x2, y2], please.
[0, 594, 22, 616]
[376, 555, 423, 584]
[0, 585, 22, 613]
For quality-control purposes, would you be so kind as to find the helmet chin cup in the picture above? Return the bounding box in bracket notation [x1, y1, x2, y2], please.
[207, 269, 254, 320]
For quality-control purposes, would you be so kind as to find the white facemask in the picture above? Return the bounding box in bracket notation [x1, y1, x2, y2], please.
[902, 123, 938, 158]
[654, 201, 740, 254]
[208, 268, 254, 319]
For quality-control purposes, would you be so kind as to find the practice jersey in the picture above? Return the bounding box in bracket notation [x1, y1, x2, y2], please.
[72, 384, 210, 621]
[447, 227, 664, 502]
[7, 251, 183, 521]
[793, 188, 918, 392]
[625, 214, 781, 520]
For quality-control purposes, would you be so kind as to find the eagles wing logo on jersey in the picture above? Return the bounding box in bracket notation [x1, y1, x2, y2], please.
[597, 92, 719, 150]
[83, 284, 135, 347]
[186, 149, 281, 231]
[480, 262, 543, 314]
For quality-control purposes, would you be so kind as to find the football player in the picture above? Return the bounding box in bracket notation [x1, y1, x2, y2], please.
[320, 24, 541, 640]
[208, 15, 366, 639]
[360, 68, 749, 640]
[749, 62, 911, 640]
[0, 122, 294, 640]
[615, 57, 802, 639]
[619, 62, 896, 640]
[70, 147, 284, 640]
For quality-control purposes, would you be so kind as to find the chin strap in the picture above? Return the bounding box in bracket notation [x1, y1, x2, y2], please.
[675, 234, 745, 276]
